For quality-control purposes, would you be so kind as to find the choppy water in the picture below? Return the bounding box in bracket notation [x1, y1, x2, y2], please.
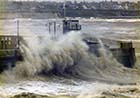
[0, 18, 140, 98]
[2, 18, 140, 38]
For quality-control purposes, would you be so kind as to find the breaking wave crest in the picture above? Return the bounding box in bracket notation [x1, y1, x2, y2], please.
[4, 31, 139, 84]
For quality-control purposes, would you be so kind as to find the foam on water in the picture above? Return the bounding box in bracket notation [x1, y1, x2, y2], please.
[0, 80, 140, 98]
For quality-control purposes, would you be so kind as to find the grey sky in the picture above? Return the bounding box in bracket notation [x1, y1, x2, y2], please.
[11, 0, 140, 2]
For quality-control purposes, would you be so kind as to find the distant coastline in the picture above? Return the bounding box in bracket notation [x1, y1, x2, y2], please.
[0, 1, 140, 19]
[1, 12, 140, 19]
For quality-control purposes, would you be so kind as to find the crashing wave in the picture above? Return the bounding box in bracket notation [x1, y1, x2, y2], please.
[2, 31, 139, 84]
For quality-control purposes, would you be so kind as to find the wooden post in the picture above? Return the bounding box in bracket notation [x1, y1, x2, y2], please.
[49, 22, 51, 33]
[63, 0, 66, 19]
[54, 22, 56, 34]
[17, 20, 20, 49]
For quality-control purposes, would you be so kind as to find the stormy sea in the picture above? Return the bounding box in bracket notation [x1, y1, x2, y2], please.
[0, 18, 140, 98]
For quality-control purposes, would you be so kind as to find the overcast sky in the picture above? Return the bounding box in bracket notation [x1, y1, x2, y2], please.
[10, 0, 140, 2]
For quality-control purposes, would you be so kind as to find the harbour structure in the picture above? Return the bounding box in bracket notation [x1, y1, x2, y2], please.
[0, 35, 22, 72]
[61, 0, 137, 67]
[83, 36, 136, 68]
[62, 0, 81, 34]
[0, 20, 22, 72]
[61, 5, 137, 68]
[102, 38, 136, 67]
[101, 38, 140, 67]
[63, 19, 81, 34]
[132, 40, 140, 65]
